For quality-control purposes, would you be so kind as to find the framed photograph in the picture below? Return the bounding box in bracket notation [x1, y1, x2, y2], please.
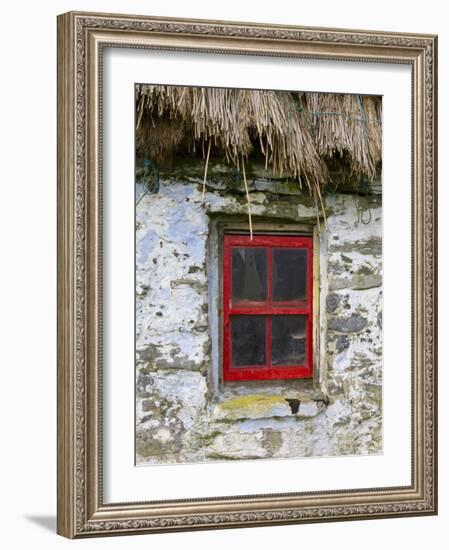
[57, 11, 438, 538]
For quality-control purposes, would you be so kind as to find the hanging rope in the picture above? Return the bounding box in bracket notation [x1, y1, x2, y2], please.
[355, 195, 372, 225]
[136, 158, 159, 205]
[241, 155, 253, 240]
[201, 140, 212, 203]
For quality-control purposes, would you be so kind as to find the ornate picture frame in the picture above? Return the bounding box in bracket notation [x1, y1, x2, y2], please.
[57, 11, 437, 538]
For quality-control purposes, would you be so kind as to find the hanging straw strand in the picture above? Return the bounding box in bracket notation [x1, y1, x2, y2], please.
[241, 155, 253, 240]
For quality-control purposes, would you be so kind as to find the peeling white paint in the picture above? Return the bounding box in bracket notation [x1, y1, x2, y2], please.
[135, 180, 383, 464]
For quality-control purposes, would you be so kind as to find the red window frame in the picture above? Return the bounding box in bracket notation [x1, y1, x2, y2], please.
[223, 234, 313, 382]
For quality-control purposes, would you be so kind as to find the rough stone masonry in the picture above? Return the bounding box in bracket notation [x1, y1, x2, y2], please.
[135, 177, 382, 464]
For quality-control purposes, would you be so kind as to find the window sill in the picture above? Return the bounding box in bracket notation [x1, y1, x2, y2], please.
[212, 381, 328, 421]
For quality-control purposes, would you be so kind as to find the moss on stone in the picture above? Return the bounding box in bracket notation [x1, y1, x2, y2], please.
[136, 438, 165, 457]
[214, 395, 291, 421]
[198, 429, 223, 446]
[139, 365, 153, 375]
[205, 453, 243, 461]
[262, 430, 283, 455]
[219, 394, 283, 410]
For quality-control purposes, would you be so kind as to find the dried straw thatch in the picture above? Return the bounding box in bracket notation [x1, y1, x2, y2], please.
[136, 85, 382, 197]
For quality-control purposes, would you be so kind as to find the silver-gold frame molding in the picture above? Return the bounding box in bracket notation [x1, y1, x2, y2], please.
[57, 11, 438, 538]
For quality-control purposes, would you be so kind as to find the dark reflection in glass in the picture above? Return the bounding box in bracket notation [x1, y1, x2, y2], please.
[272, 316, 306, 366]
[232, 247, 267, 305]
[231, 316, 266, 367]
[273, 248, 307, 304]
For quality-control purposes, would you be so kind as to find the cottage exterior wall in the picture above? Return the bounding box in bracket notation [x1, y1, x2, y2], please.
[136, 179, 382, 464]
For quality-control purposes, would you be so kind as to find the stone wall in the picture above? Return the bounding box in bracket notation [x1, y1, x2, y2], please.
[135, 178, 382, 464]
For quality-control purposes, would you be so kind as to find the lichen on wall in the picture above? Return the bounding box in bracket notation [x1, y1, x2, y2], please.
[135, 178, 382, 464]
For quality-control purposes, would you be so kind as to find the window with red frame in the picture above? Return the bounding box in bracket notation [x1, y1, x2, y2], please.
[223, 234, 313, 382]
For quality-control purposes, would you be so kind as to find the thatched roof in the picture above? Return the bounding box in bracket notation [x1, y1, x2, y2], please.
[136, 85, 382, 200]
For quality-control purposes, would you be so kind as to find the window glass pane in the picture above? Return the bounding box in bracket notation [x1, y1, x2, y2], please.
[272, 315, 306, 366]
[272, 248, 308, 304]
[231, 316, 266, 367]
[232, 247, 267, 305]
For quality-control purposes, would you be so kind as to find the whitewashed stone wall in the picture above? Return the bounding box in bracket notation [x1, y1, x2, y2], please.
[136, 179, 382, 464]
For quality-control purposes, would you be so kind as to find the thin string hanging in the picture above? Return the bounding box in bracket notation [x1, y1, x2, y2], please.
[201, 140, 212, 203]
[241, 154, 253, 240]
